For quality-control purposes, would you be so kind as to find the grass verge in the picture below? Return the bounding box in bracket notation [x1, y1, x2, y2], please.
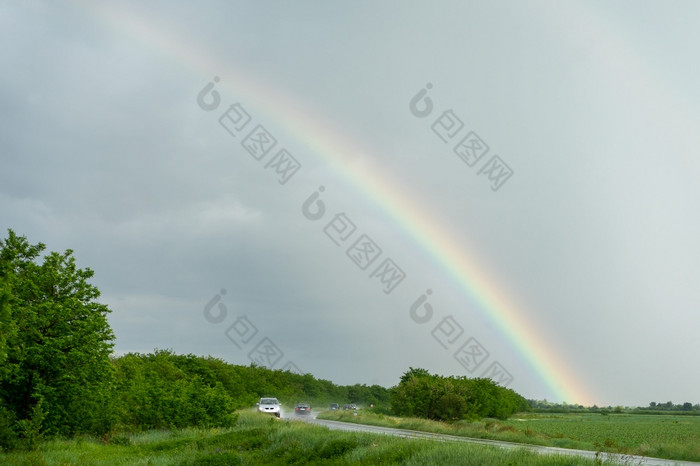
[316, 410, 700, 462]
[0, 411, 617, 465]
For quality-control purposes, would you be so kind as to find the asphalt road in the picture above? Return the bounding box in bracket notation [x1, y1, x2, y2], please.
[282, 410, 699, 466]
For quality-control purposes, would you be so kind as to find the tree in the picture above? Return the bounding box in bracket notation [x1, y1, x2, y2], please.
[391, 369, 526, 421]
[0, 230, 116, 437]
[399, 367, 430, 385]
[434, 392, 467, 421]
[111, 351, 238, 430]
[391, 370, 437, 418]
[0, 275, 15, 382]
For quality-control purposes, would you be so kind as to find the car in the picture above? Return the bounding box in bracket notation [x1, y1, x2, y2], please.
[329, 403, 340, 410]
[294, 402, 312, 415]
[343, 404, 358, 411]
[257, 397, 281, 417]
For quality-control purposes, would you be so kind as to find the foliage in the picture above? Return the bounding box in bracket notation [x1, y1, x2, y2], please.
[0, 230, 115, 439]
[0, 411, 611, 465]
[110, 350, 391, 432]
[529, 399, 700, 414]
[0, 404, 16, 452]
[319, 410, 700, 462]
[0, 223, 393, 448]
[1, 229, 696, 463]
[0, 276, 14, 381]
[112, 350, 240, 430]
[14, 397, 45, 449]
[391, 367, 528, 421]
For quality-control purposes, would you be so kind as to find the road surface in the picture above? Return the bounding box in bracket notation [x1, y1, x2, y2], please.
[283, 410, 699, 466]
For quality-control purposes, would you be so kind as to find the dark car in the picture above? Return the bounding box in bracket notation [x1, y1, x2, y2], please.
[294, 402, 312, 415]
[329, 403, 340, 410]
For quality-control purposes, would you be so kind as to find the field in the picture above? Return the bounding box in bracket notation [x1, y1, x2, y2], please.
[0, 411, 615, 465]
[318, 410, 700, 462]
[502, 412, 700, 461]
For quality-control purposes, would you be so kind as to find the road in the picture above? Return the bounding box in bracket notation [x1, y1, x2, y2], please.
[283, 410, 699, 466]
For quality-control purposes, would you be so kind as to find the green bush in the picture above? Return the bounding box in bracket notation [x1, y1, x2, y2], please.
[318, 437, 359, 459]
[434, 392, 468, 421]
[391, 368, 527, 421]
[15, 398, 46, 450]
[0, 405, 16, 451]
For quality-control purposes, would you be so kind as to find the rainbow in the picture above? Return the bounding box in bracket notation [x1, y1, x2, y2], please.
[65, 2, 654, 406]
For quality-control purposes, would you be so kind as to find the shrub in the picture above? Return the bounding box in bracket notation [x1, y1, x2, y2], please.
[0, 405, 17, 451]
[434, 393, 467, 421]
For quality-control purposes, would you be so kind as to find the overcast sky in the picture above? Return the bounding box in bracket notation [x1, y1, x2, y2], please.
[2, 0, 699, 407]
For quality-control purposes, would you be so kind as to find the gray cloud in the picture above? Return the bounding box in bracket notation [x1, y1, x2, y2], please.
[1, 0, 699, 406]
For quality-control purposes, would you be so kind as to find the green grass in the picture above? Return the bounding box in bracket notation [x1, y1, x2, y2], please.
[0, 411, 613, 465]
[317, 410, 700, 462]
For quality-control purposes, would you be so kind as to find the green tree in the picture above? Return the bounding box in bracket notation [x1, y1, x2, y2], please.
[0, 230, 116, 437]
[391, 368, 526, 421]
[0, 275, 15, 382]
[111, 351, 239, 430]
[391, 370, 447, 419]
[399, 367, 430, 384]
[434, 392, 467, 421]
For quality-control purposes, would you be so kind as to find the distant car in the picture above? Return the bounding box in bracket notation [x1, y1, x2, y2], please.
[329, 403, 340, 410]
[258, 397, 281, 417]
[343, 404, 358, 411]
[294, 402, 312, 415]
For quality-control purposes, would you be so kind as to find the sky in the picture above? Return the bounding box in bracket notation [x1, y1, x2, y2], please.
[1, 0, 699, 407]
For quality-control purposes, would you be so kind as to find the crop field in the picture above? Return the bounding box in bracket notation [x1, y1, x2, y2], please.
[502, 412, 700, 460]
[319, 410, 700, 462]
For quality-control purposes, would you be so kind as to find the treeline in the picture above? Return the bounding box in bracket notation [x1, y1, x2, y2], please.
[0, 230, 527, 451]
[391, 368, 529, 421]
[528, 399, 700, 415]
[644, 401, 699, 412]
[111, 350, 390, 431]
[0, 231, 393, 449]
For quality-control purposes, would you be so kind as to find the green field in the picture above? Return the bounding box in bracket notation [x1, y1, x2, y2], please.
[502, 412, 700, 461]
[318, 410, 700, 462]
[0, 411, 615, 465]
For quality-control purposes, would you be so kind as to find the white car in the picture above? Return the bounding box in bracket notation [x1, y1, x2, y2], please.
[257, 397, 281, 417]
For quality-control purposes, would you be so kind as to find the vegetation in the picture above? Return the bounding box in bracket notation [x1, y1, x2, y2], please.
[0, 230, 394, 450]
[529, 399, 700, 415]
[0, 230, 116, 447]
[2, 229, 698, 463]
[318, 410, 700, 462]
[0, 411, 614, 465]
[391, 367, 529, 420]
[110, 350, 390, 432]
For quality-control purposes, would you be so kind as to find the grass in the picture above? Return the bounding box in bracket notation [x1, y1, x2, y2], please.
[317, 410, 700, 462]
[0, 411, 616, 465]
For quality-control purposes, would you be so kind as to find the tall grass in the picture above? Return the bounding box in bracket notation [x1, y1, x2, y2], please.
[318, 410, 700, 461]
[0, 411, 612, 465]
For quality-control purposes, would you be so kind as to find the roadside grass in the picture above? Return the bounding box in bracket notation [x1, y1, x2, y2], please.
[0, 411, 613, 465]
[317, 410, 700, 462]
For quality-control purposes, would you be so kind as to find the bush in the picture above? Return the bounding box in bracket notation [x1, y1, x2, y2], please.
[434, 393, 467, 421]
[319, 438, 358, 459]
[15, 398, 46, 450]
[0, 405, 17, 451]
[391, 368, 527, 421]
